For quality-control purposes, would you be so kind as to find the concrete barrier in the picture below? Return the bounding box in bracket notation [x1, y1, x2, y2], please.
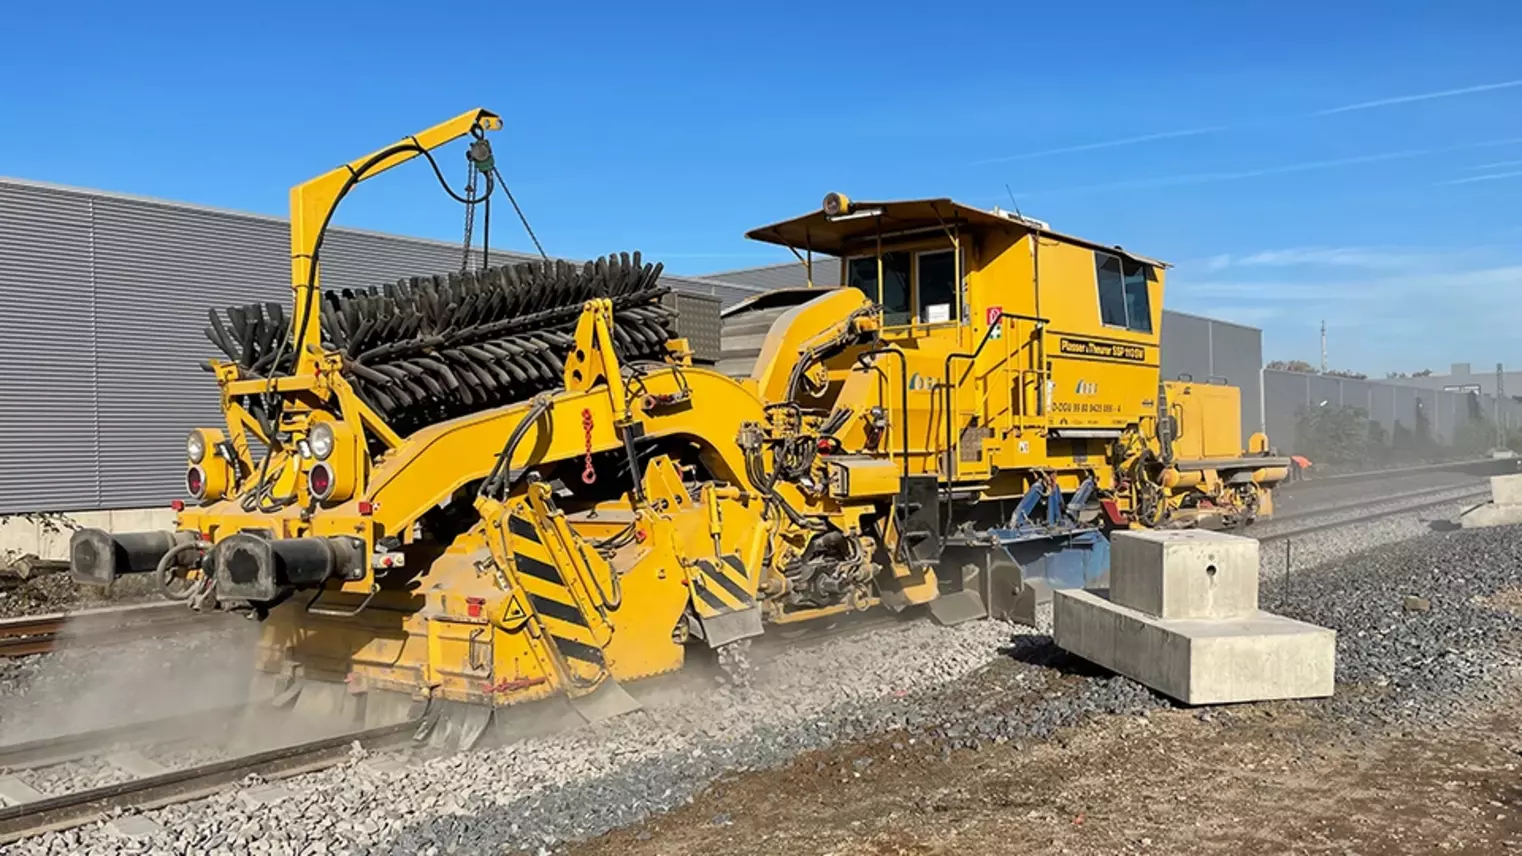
[0, 507, 175, 566]
[1054, 530, 1335, 705]
[1460, 474, 1522, 529]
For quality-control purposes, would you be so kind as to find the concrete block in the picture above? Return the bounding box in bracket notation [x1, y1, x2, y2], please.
[361, 756, 410, 774]
[1110, 530, 1260, 620]
[0, 517, 42, 564]
[106, 750, 167, 778]
[106, 816, 164, 839]
[107, 508, 175, 533]
[1490, 474, 1522, 507]
[238, 784, 294, 809]
[1461, 502, 1522, 529]
[1054, 589, 1335, 705]
[1, 507, 174, 562]
[0, 776, 45, 806]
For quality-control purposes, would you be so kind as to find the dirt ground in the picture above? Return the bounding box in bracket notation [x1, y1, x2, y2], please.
[572, 664, 1522, 856]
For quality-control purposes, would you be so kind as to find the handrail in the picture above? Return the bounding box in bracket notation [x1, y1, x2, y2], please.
[940, 312, 1050, 484]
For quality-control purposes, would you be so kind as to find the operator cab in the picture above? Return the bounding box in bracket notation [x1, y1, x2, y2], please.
[744, 192, 1165, 338]
[739, 193, 1171, 440]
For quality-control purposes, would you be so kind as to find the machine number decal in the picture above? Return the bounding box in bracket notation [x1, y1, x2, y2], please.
[1051, 401, 1119, 414]
[1059, 337, 1147, 362]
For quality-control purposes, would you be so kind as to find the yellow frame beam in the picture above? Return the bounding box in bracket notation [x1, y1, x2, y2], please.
[287, 107, 503, 375]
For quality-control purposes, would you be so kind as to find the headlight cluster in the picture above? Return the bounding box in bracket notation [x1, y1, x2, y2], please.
[308, 422, 335, 460]
[187, 431, 207, 464]
[304, 420, 356, 503]
[185, 428, 230, 502]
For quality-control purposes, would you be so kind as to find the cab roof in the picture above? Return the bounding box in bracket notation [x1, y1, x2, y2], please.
[745, 197, 1169, 269]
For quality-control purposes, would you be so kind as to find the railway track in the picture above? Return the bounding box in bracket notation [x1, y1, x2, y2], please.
[1256, 484, 1490, 543]
[0, 602, 231, 658]
[0, 476, 1498, 844]
[0, 712, 419, 843]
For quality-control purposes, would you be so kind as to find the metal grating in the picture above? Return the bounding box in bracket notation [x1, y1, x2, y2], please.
[664, 291, 723, 364]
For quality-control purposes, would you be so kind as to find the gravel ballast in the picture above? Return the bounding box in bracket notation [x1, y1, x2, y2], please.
[6, 506, 1519, 855]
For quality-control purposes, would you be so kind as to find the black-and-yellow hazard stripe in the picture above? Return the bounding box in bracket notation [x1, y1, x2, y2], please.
[689, 555, 756, 617]
[507, 514, 604, 669]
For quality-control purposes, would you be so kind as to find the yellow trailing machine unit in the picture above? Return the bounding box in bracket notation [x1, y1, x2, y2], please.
[70, 110, 1288, 742]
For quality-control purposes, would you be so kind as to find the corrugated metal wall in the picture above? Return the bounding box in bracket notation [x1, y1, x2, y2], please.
[0, 179, 760, 514]
[1156, 311, 1264, 448]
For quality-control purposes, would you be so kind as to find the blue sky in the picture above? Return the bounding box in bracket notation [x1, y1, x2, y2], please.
[2, 0, 1519, 376]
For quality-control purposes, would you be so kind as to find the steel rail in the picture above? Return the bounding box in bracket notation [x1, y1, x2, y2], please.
[1289, 456, 1515, 490]
[1257, 487, 1489, 543]
[0, 705, 255, 771]
[0, 602, 231, 659]
[1266, 481, 1488, 527]
[0, 718, 421, 843]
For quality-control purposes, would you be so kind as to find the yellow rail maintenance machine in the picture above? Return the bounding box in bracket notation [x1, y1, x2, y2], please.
[71, 109, 1288, 746]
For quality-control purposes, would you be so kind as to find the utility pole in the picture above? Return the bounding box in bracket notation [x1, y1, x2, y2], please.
[1319, 321, 1327, 374]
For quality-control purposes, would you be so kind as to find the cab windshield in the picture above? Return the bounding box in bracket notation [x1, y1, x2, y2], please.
[844, 248, 960, 326]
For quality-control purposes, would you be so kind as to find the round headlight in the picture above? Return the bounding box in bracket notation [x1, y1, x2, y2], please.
[187, 430, 207, 464]
[822, 192, 851, 217]
[309, 422, 335, 460]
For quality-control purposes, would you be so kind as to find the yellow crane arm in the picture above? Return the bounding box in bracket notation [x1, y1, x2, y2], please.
[286, 107, 503, 374]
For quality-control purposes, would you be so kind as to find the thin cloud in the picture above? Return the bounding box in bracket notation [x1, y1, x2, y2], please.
[972, 78, 1522, 165]
[1014, 148, 1429, 197]
[1237, 247, 1428, 270]
[1309, 78, 1522, 116]
[1464, 159, 1522, 171]
[1010, 136, 1522, 197]
[1434, 169, 1522, 186]
[969, 126, 1226, 166]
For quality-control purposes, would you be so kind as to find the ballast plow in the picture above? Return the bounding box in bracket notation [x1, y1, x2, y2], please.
[71, 109, 1290, 746]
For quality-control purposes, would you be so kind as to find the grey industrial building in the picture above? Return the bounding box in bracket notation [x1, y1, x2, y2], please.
[1, 178, 1514, 518]
[0, 178, 759, 515]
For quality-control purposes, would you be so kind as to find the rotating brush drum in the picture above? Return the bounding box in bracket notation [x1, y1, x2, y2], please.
[205, 252, 679, 437]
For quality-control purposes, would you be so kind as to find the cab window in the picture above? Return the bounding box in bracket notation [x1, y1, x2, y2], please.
[846, 253, 911, 325]
[1095, 251, 1152, 333]
[916, 250, 956, 323]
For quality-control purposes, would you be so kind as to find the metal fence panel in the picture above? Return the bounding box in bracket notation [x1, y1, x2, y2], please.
[1393, 386, 1417, 441]
[1159, 311, 1210, 384]
[1262, 368, 1519, 456]
[1414, 388, 1439, 444]
[1369, 384, 1396, 443]
[1262, 370, 1309, 453]
[1158, 312, 1262, 449]
[1208, 320, 1262, 448]
[1307, 376, 1342, 415]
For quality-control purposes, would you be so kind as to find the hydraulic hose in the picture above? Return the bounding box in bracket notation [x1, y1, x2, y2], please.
[157, 541, 203, 601]
[481, 395, 553, 500]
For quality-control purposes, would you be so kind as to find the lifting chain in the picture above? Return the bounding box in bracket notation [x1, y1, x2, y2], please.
[581, 408, 597, 485]
[460, 160, 480, 272]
